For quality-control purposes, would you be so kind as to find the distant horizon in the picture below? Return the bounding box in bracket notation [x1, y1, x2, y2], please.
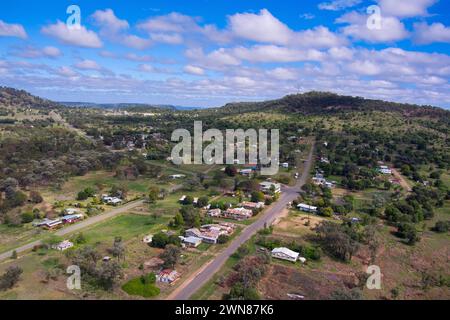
[10, 86, 448, 111]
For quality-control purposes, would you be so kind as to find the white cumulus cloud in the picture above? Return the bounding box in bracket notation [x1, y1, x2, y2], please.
[41, 21, 102, 48]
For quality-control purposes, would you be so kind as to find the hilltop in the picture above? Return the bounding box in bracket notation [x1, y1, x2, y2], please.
[0, 87, 60, 110]
[219, 91, 450, 118]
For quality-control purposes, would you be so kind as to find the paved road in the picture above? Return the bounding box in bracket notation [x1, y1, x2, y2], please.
[0, 199, 145, 262]
[170, 143, 315, 300]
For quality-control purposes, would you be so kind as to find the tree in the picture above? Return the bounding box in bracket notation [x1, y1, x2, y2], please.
[251, 191, 265, 203]
[321, 207, 333, 217]
[96, 261, 123, 290]
[21, 211, 34, 223]
[172, 212, 184, 227]
[432, 221, 449, 233]
[151, 233, 169, 248]
[197, 196, 209, 208]
[77, 190, 89, 201]
[180, 205, 201, 228]
[225, 165, 237, 177]
[108, 237, 125, 260]
[160, 245, 181, 269]
[183, 195, 194, 205]
[315, 221, 359, 262]
[396, 223, 420, 245]
[29, 191, 43, 204]
[148, 187, 160, 204]
[73, 233, 87, 244]
[0, 266, 23, 291]
[11, 250, 17, 260]
[218, 235, 230, 244]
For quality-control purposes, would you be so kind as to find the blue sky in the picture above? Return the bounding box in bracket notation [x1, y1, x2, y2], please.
[1, 0, 450, 108]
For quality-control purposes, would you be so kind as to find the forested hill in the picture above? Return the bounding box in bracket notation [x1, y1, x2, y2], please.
[0, 87, 60, 110]
[218, 91, 450, 118]
[2, 86, 450, 120]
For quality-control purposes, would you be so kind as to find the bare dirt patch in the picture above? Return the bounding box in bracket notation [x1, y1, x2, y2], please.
[259, 264, 358, 300]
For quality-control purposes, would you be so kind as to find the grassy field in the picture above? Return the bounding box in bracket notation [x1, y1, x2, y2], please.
[0, 225, 45, 253]
[41, 170, 171, 203]
[77, 214, 169, 245]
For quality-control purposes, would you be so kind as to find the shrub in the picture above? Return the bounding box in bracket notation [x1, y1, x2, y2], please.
[0, 266, 23, 291]
[432, 221, 449, 233]
[396, 223, 420, 245]
[21, 211, 34, 224]
[218, 235, 230, 244]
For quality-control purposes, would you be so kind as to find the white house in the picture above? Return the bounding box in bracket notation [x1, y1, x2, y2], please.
[281, 162, 289, 169]
[180, 236, 202, 248]
[379, 166, 392, 175]
[271, 247, 299, 262]
[179, 195, 186, 202]
[64, 208, 79, 215]
[53, 240, 74, 251]
[102, 195, 123, 205]
[259, 182, 281, 194]
[298, 203, 318, 214]
[207, 208, 222, 217]
[169, 174, 186, 179]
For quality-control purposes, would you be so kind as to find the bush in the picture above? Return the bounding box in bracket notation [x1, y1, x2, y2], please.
[21, 211, 34, 224]
[151, 232, 169, 248]
[217, 235, 230, 244]
[0, 266, 23, 291]
[432, 221, 449, 233]
[396, 223, 420, 245]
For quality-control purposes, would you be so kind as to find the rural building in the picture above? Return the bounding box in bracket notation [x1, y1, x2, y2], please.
[61, 214, 84, 224]
[241, 201, 265, 210]
[259, 182, 281, 194]
[169, 174, 186, 179]
[271, 247, 299, 262]
[180, 236, 202, 248]
[378, 166, 392, 175]
[297, 203, 318, 214]
[102, 195, 123, 206]
[207, 208, 222, 217]
[185, 228, 203, 239]
[53, 240, 74, 251]
[224, 207, 253, 220]
[35, 218, 63, 230]
[281, 162, 289, 168]
[156, 269, 180, 284]
[185, 223, 235, 244]
[64, 208, 79, 215]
